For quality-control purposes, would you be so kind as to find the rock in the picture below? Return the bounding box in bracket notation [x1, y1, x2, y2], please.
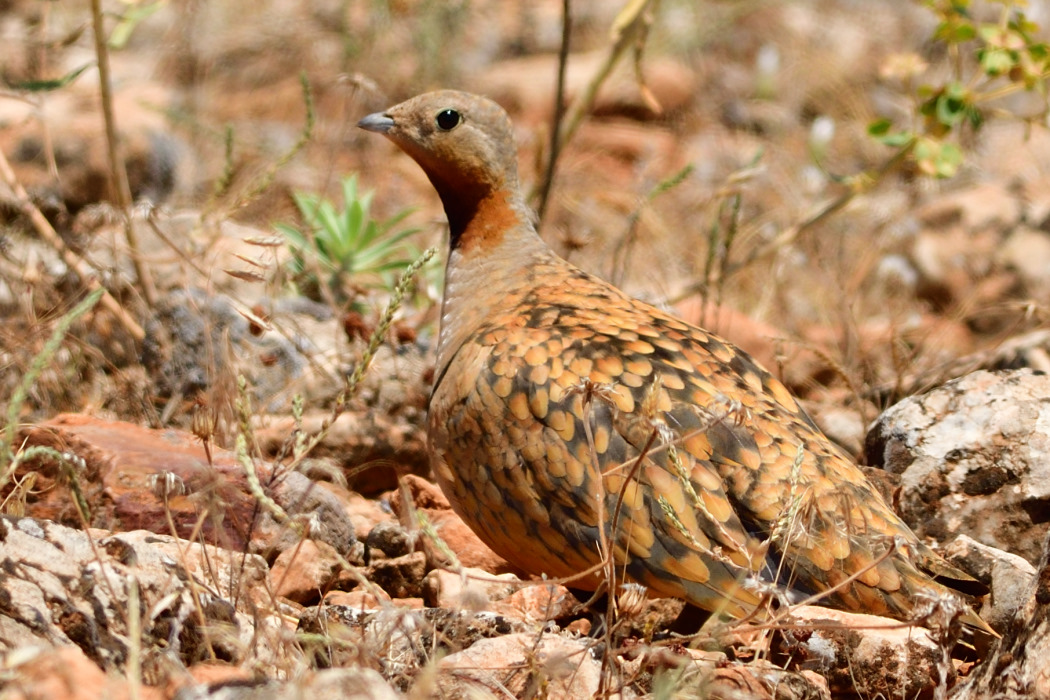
[141, 288, 307, 411]
[865, 369, 1050, 563]
[492, 582, 578, 626]
[982, 328, 1050, 374]
[365, 519, 415, 561]
[392, 473, 451, 509]
[416, 507, 519, 575]
[997, 225, 1050, 297]
[297, 605, 522, 674]
[909, 223, 1005, 312]
[954, 533, 1050, 700]
[17, 414, 357, 559]
[178, 661, 255, 691]
[3, 111, 183, 217]
[774, 606, 956, 700]
[436, 632, 602, 700]
[390, 475, 518, 575]
[914, 181, 1020, 231]
[255, 411, 429, 495]
[0, 645, 163, 700]
[291, 668, 402, 699]
[368, 551, 427, 599]
[338, 489, 392, 541]
[0, 516, 272, 673]
[421, 568, 520, 611]
[943, 535, 1038, 633]
[696, 665, 773, 700]
[176, 667, 402, 699]
[270, 539, 346, 604]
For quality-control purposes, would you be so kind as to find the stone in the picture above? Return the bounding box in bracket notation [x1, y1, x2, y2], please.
[270, 539, 346, 605]
[0, 645, 162, 700]
[492, 582, 578, 626]
[943, 534, 1038, 632]
[0, 516, 272, 673]
[954, 533, 1050, 700]
[774, 606, 956, 700]
[865, 369, 1050, 563]
[437, 632, 602, 700]
[17, 414, 357, 559]
[368, 551, 427, 599]
[365, 519, 415, 561]
[421, 568, 520, 611]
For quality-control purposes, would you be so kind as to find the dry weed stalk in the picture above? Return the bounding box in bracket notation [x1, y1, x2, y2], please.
[0, 150, 144, 340]
[88, 0, 156, 307]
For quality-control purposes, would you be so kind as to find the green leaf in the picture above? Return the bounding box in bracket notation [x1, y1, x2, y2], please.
[934, 18, 976, 44]
[7, 63, 93, 92]
[108, 1, 165, 50]
[934, 83, 971, 127]
[274, 173, 422, 300]
[868, 119, 914, 147]
[979, 47, 1015, 76]
[915, 138, 963, 178]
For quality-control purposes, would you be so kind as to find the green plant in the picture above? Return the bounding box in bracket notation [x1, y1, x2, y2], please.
[869, 0, 1050, 177]
[276, 174, 421, 304]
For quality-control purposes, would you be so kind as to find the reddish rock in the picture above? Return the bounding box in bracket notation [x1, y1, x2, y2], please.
[422, 568, 521, 611]
[271, 539, 346, 605]
[178, 663, 255, 693]
[396, 473, 451, 510]
[390, 475, 519, 575]
[16, 414, 355, 557]
[324, 588, 392, 609]
[335, 487, 392, 540]
[699, 666, 774, 700]
[417, 507, 519, 575]
[492, 583, 577, 625]
[2, 646, 163, 700]
[437, 632, 601, 699]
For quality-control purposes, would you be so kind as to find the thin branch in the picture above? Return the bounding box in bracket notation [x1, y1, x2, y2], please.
[89, 0, 157, 306]
[0, 148, 144, 340]
[536, 0, 572, 225]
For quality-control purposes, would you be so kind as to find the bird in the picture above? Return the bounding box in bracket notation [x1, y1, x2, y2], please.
[358, 90, 993, 635]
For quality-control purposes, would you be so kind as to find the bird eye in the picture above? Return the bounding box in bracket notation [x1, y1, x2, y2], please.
[435, 109, 461, 131]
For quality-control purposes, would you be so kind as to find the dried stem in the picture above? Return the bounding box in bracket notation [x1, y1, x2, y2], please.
[536, 0, 572, 225]
[89, 0, 157, 307]
[0, 149, 144, 340]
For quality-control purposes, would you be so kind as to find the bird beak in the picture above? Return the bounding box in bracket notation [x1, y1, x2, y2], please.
[358, 111, 395, 134]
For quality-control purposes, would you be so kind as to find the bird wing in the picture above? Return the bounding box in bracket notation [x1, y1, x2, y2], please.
[429, 311, 769, 618]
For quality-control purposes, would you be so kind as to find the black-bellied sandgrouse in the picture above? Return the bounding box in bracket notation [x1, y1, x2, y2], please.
[359, 91, 992, 634]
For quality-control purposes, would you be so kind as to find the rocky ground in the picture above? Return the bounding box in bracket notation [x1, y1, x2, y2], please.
[3, 0, 1050, 698]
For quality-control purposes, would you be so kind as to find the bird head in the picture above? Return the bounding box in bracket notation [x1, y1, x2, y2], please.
[358, 91, 521, 210]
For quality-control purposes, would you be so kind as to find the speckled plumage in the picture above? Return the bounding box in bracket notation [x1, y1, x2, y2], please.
[359, 91, 991, 631]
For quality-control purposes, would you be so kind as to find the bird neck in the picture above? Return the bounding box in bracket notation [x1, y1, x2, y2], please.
[438, 186, 535, 253]
[435, 186, 554, 377]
